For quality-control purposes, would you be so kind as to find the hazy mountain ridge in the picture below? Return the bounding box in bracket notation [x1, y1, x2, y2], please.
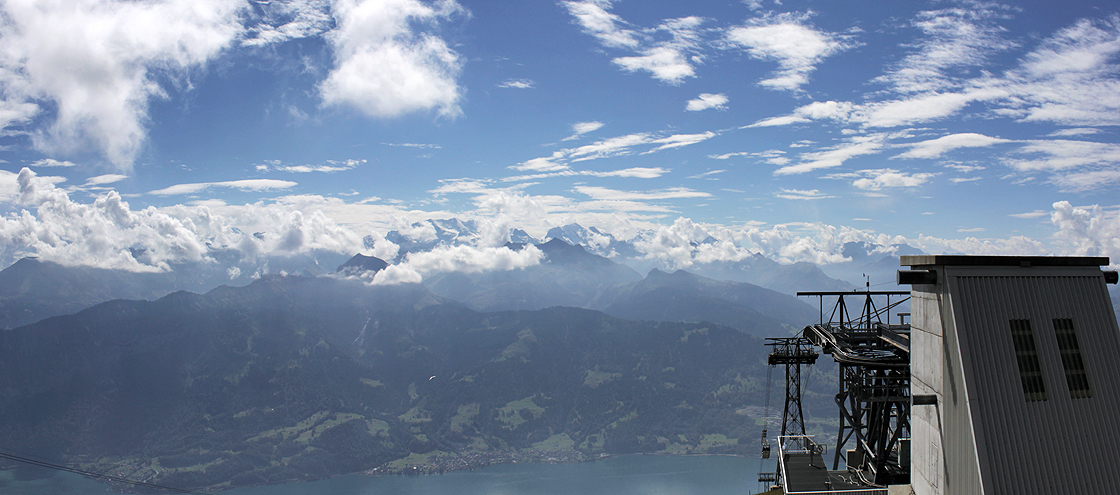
[602, 269, 819, 337]
[422, 239, 642, 312]
[0, 275, 770, 490]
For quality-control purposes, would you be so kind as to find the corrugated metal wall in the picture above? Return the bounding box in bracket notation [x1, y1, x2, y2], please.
[947, 268, 1120, 495]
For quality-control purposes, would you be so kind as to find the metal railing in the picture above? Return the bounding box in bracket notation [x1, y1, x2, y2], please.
[776, 435, 889, 495]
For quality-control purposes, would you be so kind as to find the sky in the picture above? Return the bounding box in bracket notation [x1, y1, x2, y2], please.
[1, 0, 1119, 275]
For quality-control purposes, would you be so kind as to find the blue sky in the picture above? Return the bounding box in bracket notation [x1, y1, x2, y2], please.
[1, 0, 1119, 274]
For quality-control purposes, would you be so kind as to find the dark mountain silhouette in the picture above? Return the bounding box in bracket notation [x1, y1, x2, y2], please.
[336, 253, 389, 275]
[0, 275, 767, 490]
[0, 257, 180, 329]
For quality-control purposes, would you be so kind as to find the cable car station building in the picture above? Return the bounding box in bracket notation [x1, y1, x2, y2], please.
[901, 255, 1120, 495]
[762, 255, 1120, 495]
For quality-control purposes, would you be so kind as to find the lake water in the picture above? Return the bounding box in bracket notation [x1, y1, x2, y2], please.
[1, 455, 780, 495]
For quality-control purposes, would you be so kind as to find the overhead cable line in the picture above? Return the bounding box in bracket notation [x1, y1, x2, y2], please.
[0, 450, 210, 494]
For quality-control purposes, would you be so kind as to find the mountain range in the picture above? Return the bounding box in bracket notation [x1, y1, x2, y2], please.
[0, 275, 771, 490]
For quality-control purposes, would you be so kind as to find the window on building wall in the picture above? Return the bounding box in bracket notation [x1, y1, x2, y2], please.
[1053, 318, 1092, 399]
[1009, 319, 1047, 402]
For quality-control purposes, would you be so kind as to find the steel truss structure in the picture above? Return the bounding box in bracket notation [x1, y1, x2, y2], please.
[798, 290, 912, 487]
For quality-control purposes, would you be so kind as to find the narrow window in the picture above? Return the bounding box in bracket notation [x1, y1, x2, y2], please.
[1009, 319, 1047, 402]
[1053, 318, 1092, 399]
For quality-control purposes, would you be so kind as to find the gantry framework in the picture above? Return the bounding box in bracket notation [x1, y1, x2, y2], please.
[797, 290, 911, 487]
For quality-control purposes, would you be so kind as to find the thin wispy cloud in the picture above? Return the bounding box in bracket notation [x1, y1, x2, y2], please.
[498, 78, 536, 89]
[256, 159, 366, 173]
[562, 121, 606, 141]
[775, 188, 836, 200]
[29, 158, 78, 168]
[149, 179, 298, 196]
[894, 133, 1013, 159]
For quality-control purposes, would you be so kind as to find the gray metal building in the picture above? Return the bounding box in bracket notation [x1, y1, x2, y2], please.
[901, 255, 1120, 495]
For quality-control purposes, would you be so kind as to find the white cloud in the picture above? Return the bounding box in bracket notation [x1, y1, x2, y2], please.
[0, 0, 244, 169]
[30, 158, 77, 168]
[1002, 17, 1120, 126]
[371, 244, 544, 284]
[1005, 139, 1120, 176]
[685, 93, 728, 111]
[857, 88, 1004, 128]
[876, 5, 1017, 94]
[319, 0, 464, 119]
[498, 78, 535, 89]
[1048, 128, 1101, 137]
[957, 227, 986, 233]
[563, 2, 703, 84]
[562, 121, 605, 141]
[614, 44, 696, 84]
[632, 217, 751, 269]
[687, 169, 725, 179]
[585, 167, 668, 178]
[242, 0, 333, 46]
[84, 174, 129, 186]
[561, 0, 639, 49]
[850, 169, 935, 190]
[258, 158, 366, 173]
[894, 133, 1013, 159]
[748, 100, 854, 127]
[1010, 210, 1049, 219]
[1050, 201, 1120, 260]
[774, 188, 836, 200]
[725, 13, 853, 91]
[775, 134, 887, 175]
[575, 186, 711, 201]
[149, 179, 299, 196]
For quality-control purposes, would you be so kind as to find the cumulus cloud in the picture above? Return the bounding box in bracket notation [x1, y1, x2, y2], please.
[319, 0, 464, 118]
[1050, 201, 1120, 260]
[685, 93, 728, 111]
[725, 13, 853, 91]
[0, 0, 245, 169]
[632, 217, 751, 270]
[0, 167, 391, 273]
[149, 179, 299, 196]
[370, 244, 544, 284]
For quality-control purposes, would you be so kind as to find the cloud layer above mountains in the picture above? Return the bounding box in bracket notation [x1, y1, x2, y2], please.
[2, 168, 1118, 280]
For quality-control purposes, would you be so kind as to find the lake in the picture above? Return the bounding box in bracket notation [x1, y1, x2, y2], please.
[1, 454, 780, 495]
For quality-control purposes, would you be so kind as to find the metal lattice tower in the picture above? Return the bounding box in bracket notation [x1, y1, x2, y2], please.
[766, 337, 819, 444]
